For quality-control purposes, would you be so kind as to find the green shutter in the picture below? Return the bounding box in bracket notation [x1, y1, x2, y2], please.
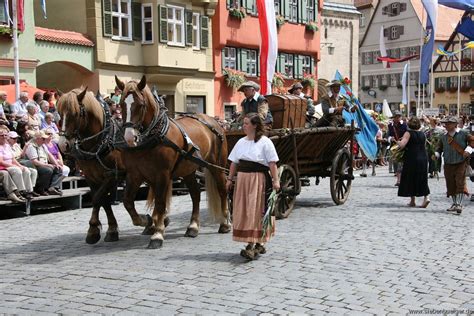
[279, 54, 286, 75]
[200, 16, 209, 49]
[296, 56, 304, 78]
[159, 5, 168, 43]
[185, 10, 193, 46]
[0, 0, 7, 24]
[102, 0, 113, 37]
[435, 78, 439, 89]
[283, 0, 290, 20]
[314, 0, 318, 22]
[446, 77, 451, 88]
[226, 0, 232, 9]
[247, 0, 257, 14]
[298, 0, 304, 24]
[132, 2, 142, 41]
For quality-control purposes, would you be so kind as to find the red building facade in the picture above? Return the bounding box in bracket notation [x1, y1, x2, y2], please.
[212, 0, 323, 119]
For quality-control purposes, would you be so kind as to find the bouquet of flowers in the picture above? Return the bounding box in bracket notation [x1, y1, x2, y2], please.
[425, 129, 443, 180]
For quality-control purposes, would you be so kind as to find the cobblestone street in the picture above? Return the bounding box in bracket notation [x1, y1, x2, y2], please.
[0, 167, 473, 315]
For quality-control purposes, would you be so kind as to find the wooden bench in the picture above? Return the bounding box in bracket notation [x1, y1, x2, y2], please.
[59, 176, 86, 190]
[0, 187, 90, 215]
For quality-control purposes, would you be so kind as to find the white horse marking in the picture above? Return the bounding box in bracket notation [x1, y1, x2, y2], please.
[124, 94, 136, 145]
[124, 94, 134, 124]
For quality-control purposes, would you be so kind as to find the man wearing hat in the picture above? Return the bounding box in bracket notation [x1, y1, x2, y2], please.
[24, 130, 63, 196]
[238, 81, 273, 127]
[314, 80, 346, 127]
[289, 82, 315, 120]
[434, 116, 473, 214]
[388, 111, 407, 186]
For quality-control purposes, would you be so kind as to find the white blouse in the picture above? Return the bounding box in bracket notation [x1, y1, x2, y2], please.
[228, 136, 279, 167]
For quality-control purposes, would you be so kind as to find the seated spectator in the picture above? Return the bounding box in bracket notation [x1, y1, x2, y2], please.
[38, 100, 49, 125]
[41, 113, 59, 135]
[0, 91, 8, 123]
[11, 91, 29, 118]
[7, 130, 38, 171]
[26, 104, 41, 131]
[0, 170, 24, 203]
[32, 91, 43, 113]
[0, 128, 38, 199]
[24, 130, 63, 196]
[44, 128, 69, 177]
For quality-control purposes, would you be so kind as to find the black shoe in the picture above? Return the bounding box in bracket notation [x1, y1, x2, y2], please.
[47, 188, 61, 196]
[30, 191, 40, 197]
[255, 243, 266, 254]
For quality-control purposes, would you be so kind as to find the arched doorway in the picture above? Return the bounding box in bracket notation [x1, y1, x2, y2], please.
[36, 61, 94, 92]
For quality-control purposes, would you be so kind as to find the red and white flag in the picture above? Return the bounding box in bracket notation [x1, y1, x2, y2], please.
[17, 0, 24, 32]
[256, 0, 278, 95]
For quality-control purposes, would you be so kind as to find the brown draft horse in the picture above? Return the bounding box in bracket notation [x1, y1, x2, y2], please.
[57, 88, 153, 243]
[115, 75, 231, 249]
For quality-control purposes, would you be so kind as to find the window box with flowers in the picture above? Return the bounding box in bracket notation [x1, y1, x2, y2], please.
[305, 21, 319, 33]
[272, 72, 285, 93]
[378, 85, 388, 91]
[301, 73, 317, 89]
[361, 86, 370, 91]
[229, 7, 246, 20]
[223, 68, 246, 90]
[448, 86, 458, 93]
[276, 15, 286, 28]
[435, 86, 445, 93]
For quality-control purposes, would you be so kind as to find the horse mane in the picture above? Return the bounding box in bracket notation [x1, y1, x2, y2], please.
[57, 87, 104, 127]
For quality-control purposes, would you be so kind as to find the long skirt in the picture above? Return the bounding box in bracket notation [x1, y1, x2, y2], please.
[232, 171, 275, 244]
[444, 162, 468, 197]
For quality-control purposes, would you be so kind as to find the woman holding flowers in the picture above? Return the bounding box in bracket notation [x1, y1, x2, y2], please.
[397, 117, 430, 208]
[226, 114, 280, 260]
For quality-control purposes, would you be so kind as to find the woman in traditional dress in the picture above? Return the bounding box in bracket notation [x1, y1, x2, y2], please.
[226, 114, 280, 260]
[397, 117, 430, 208]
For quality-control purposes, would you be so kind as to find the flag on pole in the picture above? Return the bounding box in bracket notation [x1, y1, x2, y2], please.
[335, 71, 379, 162]
[379, 25, 388, 68]
[401, 63, 409, 104]
[40, 0, 47, 19]
[420, 0, 438, 84]
[17, 0, 24, 32]
[438, 0, 474, 11]
[256, 0, 278, 95]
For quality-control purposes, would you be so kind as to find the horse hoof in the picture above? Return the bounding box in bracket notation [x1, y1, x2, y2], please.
[147, 239, 163, 249]
[184, 227, 199, 238]
[218, 223, 231, 234]
[85, 233, 101, 244]
[104, 231, 119, 242]
[164, 216, 170, 228]
[141, 226, 155, 235]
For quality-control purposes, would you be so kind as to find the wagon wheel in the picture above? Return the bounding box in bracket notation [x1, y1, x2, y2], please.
[330, 148, 353, 205]
[275, 165, 299, 219]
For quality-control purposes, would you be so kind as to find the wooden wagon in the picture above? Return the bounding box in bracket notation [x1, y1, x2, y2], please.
[226, 94, 356, 219]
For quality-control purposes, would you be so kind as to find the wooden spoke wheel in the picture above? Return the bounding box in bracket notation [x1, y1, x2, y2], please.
[330, 148, 353, 205]
[275, 164, 300, 219]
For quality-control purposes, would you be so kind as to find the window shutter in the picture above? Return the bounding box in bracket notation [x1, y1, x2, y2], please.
[296, 56, 304, 78]
[132, 2, 142, 41]
[434, 78, 439, 89]
[314, 0, 318, 22]
[382, 5, 387, 15]
[311, 57, 315, 73]
[159, 5, 168, 43]
[283, 0, 291, 20]
[383, 28, 389, 37]
[245, 0, 257, 14]
[200, 15, 209, 49]
[222, 48, 226, 70]
[299, 0, 307, 24]
[185, 11, 193, 46]
[398, 25, 404, 36]
[278, 54, 286, 73]
[446, 77, 451, 88]
[400, 2, 407, 12]
[102, 0, 113, 37]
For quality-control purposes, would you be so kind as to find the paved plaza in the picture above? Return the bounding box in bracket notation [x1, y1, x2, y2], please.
[0, 167, 473, 315]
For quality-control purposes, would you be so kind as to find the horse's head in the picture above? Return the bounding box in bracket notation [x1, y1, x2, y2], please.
[116, 75, 157, 147]
[57, 86, 102, 153]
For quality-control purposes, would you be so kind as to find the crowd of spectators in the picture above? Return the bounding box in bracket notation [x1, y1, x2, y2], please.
[0, 90, 68, 202]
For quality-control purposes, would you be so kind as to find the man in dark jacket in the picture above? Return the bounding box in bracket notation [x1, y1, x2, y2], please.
[238, 81, 273, 127]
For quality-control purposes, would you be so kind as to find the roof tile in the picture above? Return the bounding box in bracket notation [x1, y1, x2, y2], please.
[35, 27, 94, 47]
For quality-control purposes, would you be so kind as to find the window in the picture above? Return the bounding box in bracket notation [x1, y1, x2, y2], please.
[461, 46, 472, 60]
[186, 96, 206, 114]
[192, 13, 200, 49]
[409, 46, 420, 58]
[0, 0, 9, 25]
[142, 4, 153, 43]
[306, 0, 315, 22]
[461, 75, 470, 88]
[373, 51, 381, 63]
[448, 104, 457, 115]
[223, 47, 237, 69]
[410, 72, 419, 85]
[363, 76, 371, 87]
[373, 75, 379, 87]
[302, 56, 312, 75]
[283, 53, 294, 78]
[461, 103, 470, 115]
[391, 26, 398, 40]
[241, 48, 258, 76]
[381, 74, 388, 86]
[450, 76, 458, 88]
[439, 104, 446, 114]
[390, 74, 398, 87]
[439, 77, 447, 88]
[391, 3, 400, 16]
[224, 104, 236, 120]
[364, 52, 373, 65]
[167, 5, 185, 46]
[112, 0, 131, 40]
[274, 0, 281, 15]
[289, 0, 298, 23]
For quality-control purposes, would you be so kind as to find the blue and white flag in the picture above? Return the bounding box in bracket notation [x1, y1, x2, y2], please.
[334, 71, 379, 162]
[401, 63, 409, 104]
[420, 0, 438, 84]
[438, 0, 474, 11]
[40, 0, 47, 19]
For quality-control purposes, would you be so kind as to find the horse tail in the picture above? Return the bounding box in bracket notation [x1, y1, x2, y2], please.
[145, 184, 172, 214]
[204, 168, 225, 222]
